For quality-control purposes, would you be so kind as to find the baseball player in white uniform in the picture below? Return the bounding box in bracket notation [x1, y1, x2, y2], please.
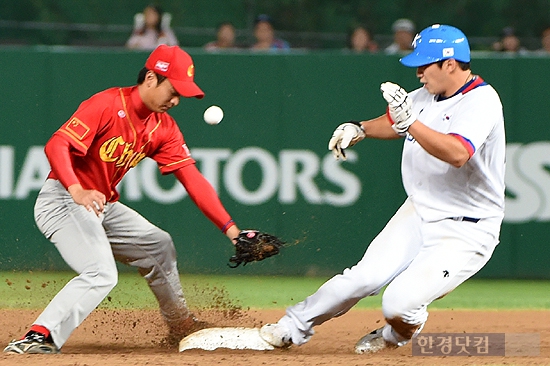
[259, 24, 505, 354]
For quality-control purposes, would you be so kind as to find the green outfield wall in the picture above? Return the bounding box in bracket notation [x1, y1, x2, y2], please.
[1, 47, 550, 279]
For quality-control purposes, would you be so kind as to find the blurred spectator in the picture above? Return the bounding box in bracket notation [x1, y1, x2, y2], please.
[250, 14, 290, 51]
[204, 22, 238, 51]
[536, 26, 550, 54]
[491, 26, 527, 54]
[346, 25, 378, 53]
[385, 18, 415, 54]
[126, 5, 178, 50]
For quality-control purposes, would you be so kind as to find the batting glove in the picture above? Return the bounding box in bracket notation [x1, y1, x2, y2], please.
[380, 82, 417, 136]
[328, 121, 365, 160]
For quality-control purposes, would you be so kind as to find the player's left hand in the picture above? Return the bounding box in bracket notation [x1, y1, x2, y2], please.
[228, 230, 284, 268]
[380, 82, 417, 136]
[328, 121, 365, 160]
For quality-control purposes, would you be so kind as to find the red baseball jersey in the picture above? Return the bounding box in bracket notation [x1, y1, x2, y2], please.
[47, 86, 195, 202]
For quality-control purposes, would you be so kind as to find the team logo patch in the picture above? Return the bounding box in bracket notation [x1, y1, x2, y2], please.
[187, 64, 194, 77]
[65, 117, 90, 140]
[155, 60, 170, 72]
[442, 47, 454, 57]
[412, 33, 421, 48]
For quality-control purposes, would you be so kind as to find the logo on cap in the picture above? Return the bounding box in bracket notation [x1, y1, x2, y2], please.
[155, 60, 170, 73]
[412, 33, 421, 48]
[442, 48, 454, 57]
[187, 64, 194, 78]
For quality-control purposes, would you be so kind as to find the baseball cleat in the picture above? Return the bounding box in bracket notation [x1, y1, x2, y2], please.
[3, 332, 59, 354]
[354, 327, 397, 354]
[165, 315, 212, 348]
[259, 323, 292, 348]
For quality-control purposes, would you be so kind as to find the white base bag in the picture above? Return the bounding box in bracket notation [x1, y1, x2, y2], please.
[179, 327, 275, 351]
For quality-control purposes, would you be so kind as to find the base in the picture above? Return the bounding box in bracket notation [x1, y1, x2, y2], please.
[179, 327, 275, 351]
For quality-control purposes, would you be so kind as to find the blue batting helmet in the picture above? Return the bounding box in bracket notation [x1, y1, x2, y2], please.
[400, 24, 470, 67]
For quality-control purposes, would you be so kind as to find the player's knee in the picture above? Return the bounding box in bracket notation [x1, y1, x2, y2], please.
[134, 229, 178, 278]
[381, 298, 403, 321]
[154, 229, 177, 258]
[99, 265, 118, 290]
[381, 292, 428, 340]
[83, 263, 118, 292]
[385, 316, 423, 340]
[381, 287, 424, 321]
[155, 229, 172, 245]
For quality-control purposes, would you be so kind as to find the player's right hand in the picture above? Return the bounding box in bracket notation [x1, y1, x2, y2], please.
[380, 82, 417, 136]
[328, 121, 365, 160]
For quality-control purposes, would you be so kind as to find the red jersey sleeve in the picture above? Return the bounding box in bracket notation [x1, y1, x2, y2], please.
[44, 134, 80, 189]
[150, 115, 195, 174]
[173, 165, 234, 233]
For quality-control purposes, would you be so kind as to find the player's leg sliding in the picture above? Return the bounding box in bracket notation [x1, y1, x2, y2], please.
[258, 267, 390, 351]
[260, 322, 411, 354]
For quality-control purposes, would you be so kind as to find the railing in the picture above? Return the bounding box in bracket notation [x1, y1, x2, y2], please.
[0, 19, 542, 51]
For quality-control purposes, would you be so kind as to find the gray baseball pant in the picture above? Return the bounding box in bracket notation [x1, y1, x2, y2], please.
[33, 179, 189, 348]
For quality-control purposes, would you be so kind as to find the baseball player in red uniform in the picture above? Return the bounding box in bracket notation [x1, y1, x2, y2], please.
[4, 45, 241, 354]
[259, 24, 505, 353]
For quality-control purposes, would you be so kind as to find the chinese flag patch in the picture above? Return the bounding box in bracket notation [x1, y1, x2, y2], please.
[65, 118, 90, 140]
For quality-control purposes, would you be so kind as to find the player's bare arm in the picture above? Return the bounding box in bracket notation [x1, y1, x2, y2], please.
[225, 225, 241, 244]
[407, 121, 470, 167]
[360, 115, 403, 140]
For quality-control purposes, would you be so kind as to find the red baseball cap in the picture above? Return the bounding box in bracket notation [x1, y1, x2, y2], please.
[145, 45, 205, 99]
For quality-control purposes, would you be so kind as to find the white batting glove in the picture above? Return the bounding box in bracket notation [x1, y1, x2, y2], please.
[328, 121, 365, 160]
[380, 82, 417, 136]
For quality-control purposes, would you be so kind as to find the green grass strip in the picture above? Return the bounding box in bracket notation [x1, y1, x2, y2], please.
[1, 271, 549, 310]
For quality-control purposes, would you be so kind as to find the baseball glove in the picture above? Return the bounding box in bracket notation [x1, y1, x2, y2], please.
[228, 230, 284, 268]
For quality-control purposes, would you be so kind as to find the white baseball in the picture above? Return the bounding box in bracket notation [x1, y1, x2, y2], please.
[203, 105, 224, 125]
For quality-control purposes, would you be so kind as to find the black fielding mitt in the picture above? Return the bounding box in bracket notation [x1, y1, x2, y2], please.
[229, 230, 284, 268]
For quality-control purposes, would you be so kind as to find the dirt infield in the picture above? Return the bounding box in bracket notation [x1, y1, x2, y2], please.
[0, 308, 548, 365]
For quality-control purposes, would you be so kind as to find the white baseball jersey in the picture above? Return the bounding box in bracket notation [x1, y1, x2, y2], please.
[272, 76, 506, 348]
[402, 77, 505, 225]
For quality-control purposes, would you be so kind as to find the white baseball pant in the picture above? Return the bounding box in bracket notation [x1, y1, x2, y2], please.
[278, 197, 500, 345]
